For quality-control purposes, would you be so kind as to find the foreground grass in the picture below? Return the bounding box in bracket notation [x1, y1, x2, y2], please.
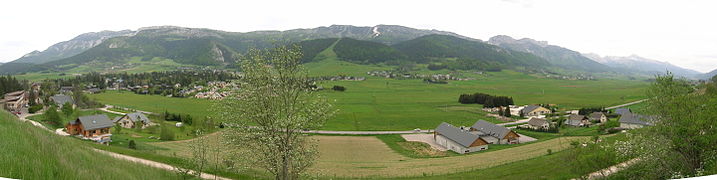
[0, 111, 180, 180]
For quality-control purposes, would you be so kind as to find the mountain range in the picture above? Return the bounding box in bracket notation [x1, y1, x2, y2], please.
[0, 24, 712, 79]
[583, 54, 703, 79]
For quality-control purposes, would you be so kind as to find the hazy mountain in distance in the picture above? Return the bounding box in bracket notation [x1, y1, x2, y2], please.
[11, 30, 135, 64]
[584, 53, 702, 78]
[487, 35, 612, 72]
[700, 69, 717, 80]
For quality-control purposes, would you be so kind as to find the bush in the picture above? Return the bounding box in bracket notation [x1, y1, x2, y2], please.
[28, 105, 43, 113]
[547, 149, 553, 155]
[160, 125, 175, 141]
[427, 63, 448, 70]
[332, 85, 346, 91]
[128, 140, 137, 149]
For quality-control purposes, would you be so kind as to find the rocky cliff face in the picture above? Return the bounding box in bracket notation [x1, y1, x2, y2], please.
[12, 30, 134, 64]
[487, 35, 611, 72]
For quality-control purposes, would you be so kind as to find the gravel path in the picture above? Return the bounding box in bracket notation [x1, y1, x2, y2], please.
[93, 149, 232, 180]
[605, 99, 648, 110]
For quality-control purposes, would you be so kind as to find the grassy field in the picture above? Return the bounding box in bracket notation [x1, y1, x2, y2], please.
[0, 110, 180, 180]
[148, 133, 586, 178]
[89, 91, 213, 119]
[86, 47, 648, 131]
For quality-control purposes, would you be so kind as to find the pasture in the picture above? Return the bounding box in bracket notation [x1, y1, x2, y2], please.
[148, 133, 587, 178]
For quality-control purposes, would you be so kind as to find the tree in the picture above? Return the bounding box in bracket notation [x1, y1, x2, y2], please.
[61, 102, 74, 116]
[43, 106, 62, 125]
[504, 107, 512, 117]
[114, 123, 123, 134]
[613, 73, 717, 179]
[332, 85, 346, 91]
[160, 125, 175, 141]
[128, 140, 137, 149]
[215, 45, 335, 180]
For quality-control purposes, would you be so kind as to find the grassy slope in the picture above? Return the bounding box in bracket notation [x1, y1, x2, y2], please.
[0, 111, 179, 180]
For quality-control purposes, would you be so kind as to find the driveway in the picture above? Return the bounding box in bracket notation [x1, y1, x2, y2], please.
[401, 134, 447, 151]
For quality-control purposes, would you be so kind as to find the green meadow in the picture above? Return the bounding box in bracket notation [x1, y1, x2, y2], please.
[0, 111, 180, 180]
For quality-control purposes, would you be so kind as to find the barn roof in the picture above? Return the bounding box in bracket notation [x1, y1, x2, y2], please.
[618, 113, 654, 126]
[50, 94, 74, 106]
[435, 122, 482, 147]
[471, 120, 513, 139]
[528, 118, 548, 127]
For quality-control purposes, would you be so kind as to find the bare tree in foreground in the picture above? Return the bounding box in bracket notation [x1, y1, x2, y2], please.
[215, 45, 335, 179]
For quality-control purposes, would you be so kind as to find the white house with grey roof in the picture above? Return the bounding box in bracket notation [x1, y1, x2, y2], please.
[434, 122, 489, 154]
[519, 105, 551, 118]
[470, 120, 520, 144]
[113, 112, 153, 129]
[619, 112, 654, 129]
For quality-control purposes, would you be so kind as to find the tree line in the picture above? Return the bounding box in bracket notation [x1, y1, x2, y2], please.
[458, 92, 515, 108]
[0, 75, 26, 95]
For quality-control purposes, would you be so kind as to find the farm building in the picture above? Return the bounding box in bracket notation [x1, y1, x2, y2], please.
[589, 112, 608, 123]
[434, 122, 488, 154]
[615, 108, 631, 115]
[470, 120, 520, 144]
[50, 94, 74, 108]
[524, 117, 550, 130]
[520, 105, 551, 117]
[66, 114, 113, 144]
[565, 114, 591, 127]
[619, 113, 654, 129]
[113, 112, 152, 128]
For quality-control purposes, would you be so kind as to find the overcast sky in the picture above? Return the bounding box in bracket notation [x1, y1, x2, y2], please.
[1, 0, 715, 72]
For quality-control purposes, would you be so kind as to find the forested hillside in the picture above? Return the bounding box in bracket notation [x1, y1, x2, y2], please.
[333, 38, 406, 64]
[393, 34, 551, 70]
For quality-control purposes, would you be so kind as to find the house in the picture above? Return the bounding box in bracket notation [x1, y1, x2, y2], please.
[60, 86, 74, 93]
[519, 105, 552, 117]
[65, 114, 113, 144]
[434, 122, 489, 154]
[50, 94, 74, 108]
[619, 113, 654, 129]
[589, 112, 608, 123]
[565, 114, 591, 127]
[525, 117, 550, 130]
[86, 88, 101, 94]
[615, 108, 631, 115]
[2, 91, 27, 111]
[470, 120, 520, 144]
[113, 112, 152, 128]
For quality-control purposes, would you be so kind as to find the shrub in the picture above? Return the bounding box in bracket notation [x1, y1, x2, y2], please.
[547, 149, 553, 155]
[332, 85, 346, 91]
[160, 125, 175, 141]
[28, 105, 43, 113]
[128, 140, 137, 149]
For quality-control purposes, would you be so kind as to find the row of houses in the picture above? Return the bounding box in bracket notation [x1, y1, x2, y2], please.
[65, 112, 154, 144]
[434, 120, 520, 154]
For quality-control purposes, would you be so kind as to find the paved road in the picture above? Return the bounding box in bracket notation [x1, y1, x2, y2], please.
[605, 99, 648, 110]
[94, 149, 231, 180]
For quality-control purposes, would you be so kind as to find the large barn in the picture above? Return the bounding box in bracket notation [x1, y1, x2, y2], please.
[434, 122, 489, 154]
